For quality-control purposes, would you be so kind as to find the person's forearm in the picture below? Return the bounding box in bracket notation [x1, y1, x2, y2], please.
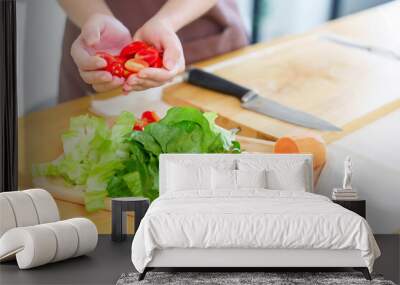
[58, 0, 113, 27]
[153, 0, 218, 31]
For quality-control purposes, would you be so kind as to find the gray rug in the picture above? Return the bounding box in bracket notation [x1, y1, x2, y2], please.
[116, 272, 395, 285]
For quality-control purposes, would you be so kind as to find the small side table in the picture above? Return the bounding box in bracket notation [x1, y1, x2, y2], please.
[112, 197, 150, 242]
[333, 199, 366, 219]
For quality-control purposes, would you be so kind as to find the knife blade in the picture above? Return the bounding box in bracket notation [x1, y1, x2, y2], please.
[186, 68, 341, 131]
[322, 35, 400, 61]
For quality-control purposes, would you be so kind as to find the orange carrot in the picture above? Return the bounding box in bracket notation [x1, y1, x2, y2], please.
[273, 136, 326, 169]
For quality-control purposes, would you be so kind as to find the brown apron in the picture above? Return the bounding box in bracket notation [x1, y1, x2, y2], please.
[59, 0, 248, 102]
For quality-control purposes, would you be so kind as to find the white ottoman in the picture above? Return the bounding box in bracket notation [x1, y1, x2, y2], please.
[0, 189, 98, 269]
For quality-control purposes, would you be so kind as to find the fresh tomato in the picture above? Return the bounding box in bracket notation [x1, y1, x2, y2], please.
[133, 120, 145, 131]
[133, 111, 160, 130]
[153, 57, 163, 68]
[134, 47, 159, 66]
[120, 41, 149, 58]
[141, 111, 160, 123]
[114, 55, 126, 62]
[96, 51, 116, 65]
[96, 41, 164, 79]
[108, 61, 125, 77]
[124, 58, 149, 73]
[96, 52, 125, 77]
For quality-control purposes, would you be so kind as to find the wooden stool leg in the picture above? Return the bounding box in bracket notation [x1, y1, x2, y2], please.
[134, 201, 149, 234]
[112, 200, 127, 242]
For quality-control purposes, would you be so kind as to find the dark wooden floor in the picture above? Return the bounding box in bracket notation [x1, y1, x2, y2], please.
[0, 235, 398, 285]
[0, 236, 135, 285]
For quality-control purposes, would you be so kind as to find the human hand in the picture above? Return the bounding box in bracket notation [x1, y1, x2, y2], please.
[123, 19, 185, 92]
[71, 14, 132, 92]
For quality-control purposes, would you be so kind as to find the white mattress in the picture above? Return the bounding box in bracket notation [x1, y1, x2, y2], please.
[131, 190, 380, 273]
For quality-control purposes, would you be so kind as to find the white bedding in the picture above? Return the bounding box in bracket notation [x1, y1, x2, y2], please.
[131, 190, 380, 273]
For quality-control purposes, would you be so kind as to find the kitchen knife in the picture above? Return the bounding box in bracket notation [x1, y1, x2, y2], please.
[186, 68, 342, 131]
[322, 35, 400, 61]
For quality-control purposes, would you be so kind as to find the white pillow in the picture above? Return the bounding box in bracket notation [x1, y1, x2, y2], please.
[167, 162, 212, 191]
[212, 168, 237, 190]
[238, 159, 306, 191]
[212, 168, 268, 190]
[267, 167, 306, 191]
[236, 169, 267, 189]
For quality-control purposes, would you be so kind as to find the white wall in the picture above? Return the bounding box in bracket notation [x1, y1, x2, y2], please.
[16, 0, 66, 116]
[316, 110, 400, 234]
[259, 0, 332, 41]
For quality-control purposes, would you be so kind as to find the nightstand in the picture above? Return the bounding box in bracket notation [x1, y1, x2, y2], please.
[111, 197, 150, 242]
[333, 199, 366, 218]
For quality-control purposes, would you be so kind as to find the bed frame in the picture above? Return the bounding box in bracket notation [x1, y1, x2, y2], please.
[140, 248, 371, 280]
[139, 154, 371, 281]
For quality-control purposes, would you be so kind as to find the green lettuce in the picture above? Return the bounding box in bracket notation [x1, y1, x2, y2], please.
[112, 107, 241, 202]
[34, 107, 240, 212]
[33, 112, 135, 212]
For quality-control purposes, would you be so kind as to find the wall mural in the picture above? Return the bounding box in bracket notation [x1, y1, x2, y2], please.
[16, 0, 400, 235]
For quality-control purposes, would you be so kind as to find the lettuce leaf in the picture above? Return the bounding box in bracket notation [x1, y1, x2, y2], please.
[34, 107, 240, 210]
[158, 107, 215, 151]
[33, 112, 136, 211]
[124, 107, 241, 201]
[84, 190, 108, 212]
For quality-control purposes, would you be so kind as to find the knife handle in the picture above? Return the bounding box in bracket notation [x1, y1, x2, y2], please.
[187, 68, 251, 101]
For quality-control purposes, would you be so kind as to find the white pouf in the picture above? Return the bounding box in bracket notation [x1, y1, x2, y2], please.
[0, 225, 57, 268]
[64, 218, 98, 257]
[24, 189, 60, 223]
[42, 220, 79, 262]
[0, 189, 98, 269]
[0, 218, 98, 269]
[1, 191, 40, 227]
[0, 196, 17, 237]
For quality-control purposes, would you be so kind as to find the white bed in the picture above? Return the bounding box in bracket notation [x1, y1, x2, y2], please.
[131, 154, 380, 280]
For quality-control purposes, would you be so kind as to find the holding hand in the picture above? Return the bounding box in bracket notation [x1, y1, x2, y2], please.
[123, 19, 185, 92]
[63, 0, 218, 94]
[71, 14, 132, 92]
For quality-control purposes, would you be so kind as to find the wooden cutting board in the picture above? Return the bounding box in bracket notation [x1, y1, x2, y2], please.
[163, 35, 400, 142]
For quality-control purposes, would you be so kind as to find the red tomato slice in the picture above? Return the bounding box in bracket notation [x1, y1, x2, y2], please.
[123, 69, 133, 79]
[96, 52, 128, 78]
[124, 58, 149, 73]
[108, 62, 125, 77]
[153, 57, 163, 68]
[133, 121, 142, 131]
[114, 55, 127, 62]
[112, 56, 133, 78]
[120, 41, 149, 58]
[139, 118, 150, 127]
[96, 51, 115, 66]
[133, 119, 148, 131]
[135, 47, 159, 66]
[141, 111, 160, 123]
[133, 124, 143, 131]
